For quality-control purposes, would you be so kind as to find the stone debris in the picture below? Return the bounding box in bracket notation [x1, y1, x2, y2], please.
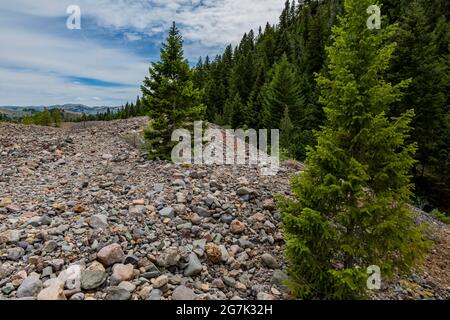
[0, 118, 447, 300]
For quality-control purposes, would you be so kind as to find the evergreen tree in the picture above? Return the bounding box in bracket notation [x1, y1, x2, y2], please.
[40, 108, 52, 126]
[279, 0, 429, 299]
[389, 1, 450, 210]
[141, 22, 206, 160]
[53, 109, 62, 127]
[261, 54, 304, 128]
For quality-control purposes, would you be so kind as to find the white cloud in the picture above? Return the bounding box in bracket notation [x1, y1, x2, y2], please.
[0, 0, 285, 106]
[125, 32, 142, 41]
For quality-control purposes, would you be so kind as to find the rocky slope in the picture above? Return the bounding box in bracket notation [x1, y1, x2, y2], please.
[0, 118, 448, 300]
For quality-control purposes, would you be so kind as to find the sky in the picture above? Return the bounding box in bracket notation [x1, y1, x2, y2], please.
[0, 0, 285, 107]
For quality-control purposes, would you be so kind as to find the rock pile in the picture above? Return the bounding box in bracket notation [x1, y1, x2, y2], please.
[0, 118, 294, 300]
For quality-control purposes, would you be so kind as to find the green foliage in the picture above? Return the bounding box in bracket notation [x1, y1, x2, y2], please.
[261, 54, 304, 129]
[278, 0, 430, 299]
[21, 108, 66, 127]
[431, 209, 450, 224]
[141, 22, 206, 160]
[388, 1, 450, 212]
[53, 109, 61, 127]
[193, 0, 449, 211]
[40, 108, 52, 126]
[0, 113, 12, 122]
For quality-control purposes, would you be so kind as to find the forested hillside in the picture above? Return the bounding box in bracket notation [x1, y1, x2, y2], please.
[193, 0, 450, 212]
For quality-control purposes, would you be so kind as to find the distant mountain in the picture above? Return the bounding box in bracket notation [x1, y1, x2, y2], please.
[0, 104, 120, 117]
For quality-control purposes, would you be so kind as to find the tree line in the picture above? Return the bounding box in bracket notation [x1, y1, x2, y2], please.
[75, 97, 148, 122]
[192, 0, 450, 213]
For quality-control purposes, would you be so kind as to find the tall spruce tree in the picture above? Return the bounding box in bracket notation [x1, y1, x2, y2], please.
[261, 54, 304, 129]
[279, 0, 429, 299]
[141, 22, 206, 160]
[40, 108, 52, 127]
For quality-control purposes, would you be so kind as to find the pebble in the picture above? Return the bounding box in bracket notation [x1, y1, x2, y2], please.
[16, 273, 42, 298]
[89, 214, 108, 230]
[80, 270, 107, 290]
[159, 207, 175, 218]
[152, 275, 169, 289]
[257, 292, 275, 300]
[172, 285, 197, 300]
[111, 264, 134, 285]
[184, 253, 203, 277]
[157, 247, 180, 267]
[7, 247, 25, 261]
[37, 281, 66, 300]
[105, 286, 131, 300]
[147, 289, 163, 300]
[97, 243, 125, 267]
[261, 254, 280, 269]
[118, 281, 136, 293]
[70, 293, 85, 300]
[230, 220, 245, 234]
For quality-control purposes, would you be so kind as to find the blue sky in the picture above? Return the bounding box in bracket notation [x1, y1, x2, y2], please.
[0, 0, 284, 107]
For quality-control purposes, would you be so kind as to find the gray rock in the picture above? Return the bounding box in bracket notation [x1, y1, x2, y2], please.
[16, 274, 42, 298]
[124, 255, 139, 266]
[129, 205, 147, 217]
[159, 207, 175, 218]
[238, 238, 254, 249]
[80, 270, 107, 290]
[154, 183, 164, 193]
[69, 293, 85, 300]
[271, 270, 288, 286]
[118, 281, 136, 293]
[221, 214, 234, 224]
[50, 259, 65, 271]
[184, 253, 203, 277]
[195, 206, 210, 217]
[223, 276, 236, 287]
[28, 216, 42, 227]
[105, 287, 131, 300]
[9, 230, 21, 243]
[172, 285, 197, 300]
[147, 289, 163, 300]
[237, 187, 252, 196]
[89, 214, 108, 230]
[7, 247, 25, 261]
[2, 283, 15, 295]
[157, 247, 180, 267]
[219, 245, 229, 262]
[176, 222, 192, 230]
[42, 266, 53, 278]
[42, 240, 58, 253]
[141, 264, 161, 279]
[40, 215, 52, 226]
[257, 292, 275, 300]
[172, 179, 186, 188]
[261, 254, 280, 269]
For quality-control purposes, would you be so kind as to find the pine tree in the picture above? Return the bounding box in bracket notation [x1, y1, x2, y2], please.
[141, 22, 206, 160]
[261, 54, 304, 129]
[53, 109, 62, 127]
[279, 0, 429, 299]
[389, 1, 450, 210]
[40, 108, 52, 126]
